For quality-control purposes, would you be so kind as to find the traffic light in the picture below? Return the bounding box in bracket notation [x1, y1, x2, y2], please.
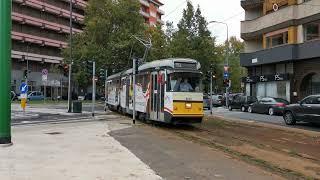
[133, 58, 139, 73]
[99, 69, 106, 81]
[63, 64, 69, 77]
[224, 79, 231, 88]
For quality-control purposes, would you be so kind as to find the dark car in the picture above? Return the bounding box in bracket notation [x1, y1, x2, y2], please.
[283, 95, 320, 125]
[228, 95, 258, 112]
[248, 97, 289, 116]
[84, 93, 102, 100]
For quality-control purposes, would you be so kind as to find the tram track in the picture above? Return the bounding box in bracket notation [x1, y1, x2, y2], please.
[139, 120, 314, 179]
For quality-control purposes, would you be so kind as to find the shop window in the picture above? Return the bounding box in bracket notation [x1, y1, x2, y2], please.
[301, 73, 320, 97]
[304, 22, 320, 41]
[266, 31, 288, 48]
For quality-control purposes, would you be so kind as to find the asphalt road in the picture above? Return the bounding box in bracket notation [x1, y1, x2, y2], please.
[206, 107, 320, 132]
[110, 123, 281, 180]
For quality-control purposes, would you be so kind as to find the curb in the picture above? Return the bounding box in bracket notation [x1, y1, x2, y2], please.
[206, 114, 320, 137]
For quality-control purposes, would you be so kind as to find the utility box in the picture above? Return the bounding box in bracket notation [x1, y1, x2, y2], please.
[72, 101, 82, 113]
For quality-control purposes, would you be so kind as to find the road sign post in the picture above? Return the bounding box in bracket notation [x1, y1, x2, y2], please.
[0, 0, 12, 145]
[42, 69, 48, 103]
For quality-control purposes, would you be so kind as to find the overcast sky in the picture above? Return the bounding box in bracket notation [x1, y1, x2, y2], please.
[161, 0, 244, 44]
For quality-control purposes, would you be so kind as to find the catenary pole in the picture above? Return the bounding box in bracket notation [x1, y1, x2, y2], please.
[0, 0, 12, 145]
[67, 0, 73, 112]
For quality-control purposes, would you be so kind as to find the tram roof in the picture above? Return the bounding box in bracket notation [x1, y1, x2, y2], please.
[107, 58, 200, 80]
[138, 58, 200, 71]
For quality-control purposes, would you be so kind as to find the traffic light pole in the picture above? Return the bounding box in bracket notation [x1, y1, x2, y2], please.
[92, 61, 96, 117]
[0, 0, 12, 145]
[210, 71, 213, 115]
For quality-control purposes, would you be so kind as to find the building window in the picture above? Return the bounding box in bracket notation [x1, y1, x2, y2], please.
[266, 31, 288, 48]
[304, 22, 320, 41]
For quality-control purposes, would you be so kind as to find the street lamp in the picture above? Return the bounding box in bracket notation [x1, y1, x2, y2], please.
[208, 20, 230, 108]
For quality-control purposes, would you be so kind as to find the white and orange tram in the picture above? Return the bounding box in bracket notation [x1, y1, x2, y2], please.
[106, 58, 204, 124]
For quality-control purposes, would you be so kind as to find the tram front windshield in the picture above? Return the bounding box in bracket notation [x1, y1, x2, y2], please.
[167, 72, 201, 92]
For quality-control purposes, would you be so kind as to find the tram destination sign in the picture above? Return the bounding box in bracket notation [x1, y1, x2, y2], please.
[174, 62, 197, 69]
[242, 74, 290, 83]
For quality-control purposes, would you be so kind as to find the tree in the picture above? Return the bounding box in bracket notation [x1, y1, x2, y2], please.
[63, 0, 146, 87]
[217, 36, 246, 93]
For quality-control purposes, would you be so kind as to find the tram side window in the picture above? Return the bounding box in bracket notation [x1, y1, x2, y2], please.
[136, 74, 148, 92]
[167, 73, 201, 92]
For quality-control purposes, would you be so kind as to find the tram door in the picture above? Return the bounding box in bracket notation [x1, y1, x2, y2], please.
[150, 71, 165, 121]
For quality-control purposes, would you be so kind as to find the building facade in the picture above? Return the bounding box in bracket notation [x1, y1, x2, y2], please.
[11, 0, 164, 99]
[11, 0, 86, 99]
[240, 0, 320, 102]
[139, 0, 164, 26]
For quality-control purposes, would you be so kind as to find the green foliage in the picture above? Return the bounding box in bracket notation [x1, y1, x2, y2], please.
[63, 0, 146, 87]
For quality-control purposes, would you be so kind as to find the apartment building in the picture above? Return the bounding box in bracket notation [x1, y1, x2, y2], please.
[240, 0, 320, 102]
[11, 0, 164, 99]
[139, 0, 164, 26]
[11, 0, 86, 98]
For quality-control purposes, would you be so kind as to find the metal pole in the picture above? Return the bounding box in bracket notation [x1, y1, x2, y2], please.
[0, 0, 12, 145]
[26, 44, 29, 87]
[67, 0, 73, 112]
[92, 61, 96, 117]
[225, 24, 230, 108]
[210, 71, 213, 115]
[104, 70, 108, 111]
[132, 58, 136, 124]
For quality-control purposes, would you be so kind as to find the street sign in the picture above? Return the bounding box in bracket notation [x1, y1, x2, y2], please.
[42, 74, 48, 82]
[19, 82, 28, 94]
[224, 72, 229, 79]
[42, 69, 48, 75]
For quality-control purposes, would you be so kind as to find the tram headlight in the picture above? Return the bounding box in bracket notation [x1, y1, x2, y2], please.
[185, 103, 192, 109]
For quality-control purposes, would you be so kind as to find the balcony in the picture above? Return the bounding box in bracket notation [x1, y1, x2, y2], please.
[12, 12, 82, 34]
[240, 40, 320, 67]
[139, 0, 150, 7]
[140, 10, 150, 18]
[241, 1, 320, 40]
[12, 50, 63, 64]
[59, 0, 88, 10]
[241, 0, 263, 10]
[12, 31, 68, 49]
[13, 0, 84, 23]
[158, 8, 165, 15]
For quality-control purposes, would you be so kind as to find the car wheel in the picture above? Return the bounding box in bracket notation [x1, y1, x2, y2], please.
[248, 106, 253, 113]
[284, 111, 296, 125]
[268, 108, 274, 116]
[228, 106, 232, 111]
[241, 106, 246, 112]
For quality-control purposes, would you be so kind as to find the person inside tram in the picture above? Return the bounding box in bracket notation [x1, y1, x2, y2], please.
[179, 78, 193, 92]
[173, 77, 182, 91]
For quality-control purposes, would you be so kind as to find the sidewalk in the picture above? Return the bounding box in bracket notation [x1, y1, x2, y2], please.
[0, 120, 161, 180]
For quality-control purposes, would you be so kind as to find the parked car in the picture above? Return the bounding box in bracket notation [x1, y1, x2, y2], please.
[28, 91, 45, 101]
[283, 95, 320, 125]
[212, 94, 223, 107]
[248, 97, 289, 115]
[228, 95, 258, 112]
[203, 94, 210, 109]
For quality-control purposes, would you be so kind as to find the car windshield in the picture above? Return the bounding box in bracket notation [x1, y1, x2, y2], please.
[167, 72, 201, 92]
[247, 96, 257, 103]
[274, 98, 289, 104]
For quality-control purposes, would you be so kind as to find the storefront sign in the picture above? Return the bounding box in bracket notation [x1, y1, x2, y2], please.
[242, 74, 290, 83]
